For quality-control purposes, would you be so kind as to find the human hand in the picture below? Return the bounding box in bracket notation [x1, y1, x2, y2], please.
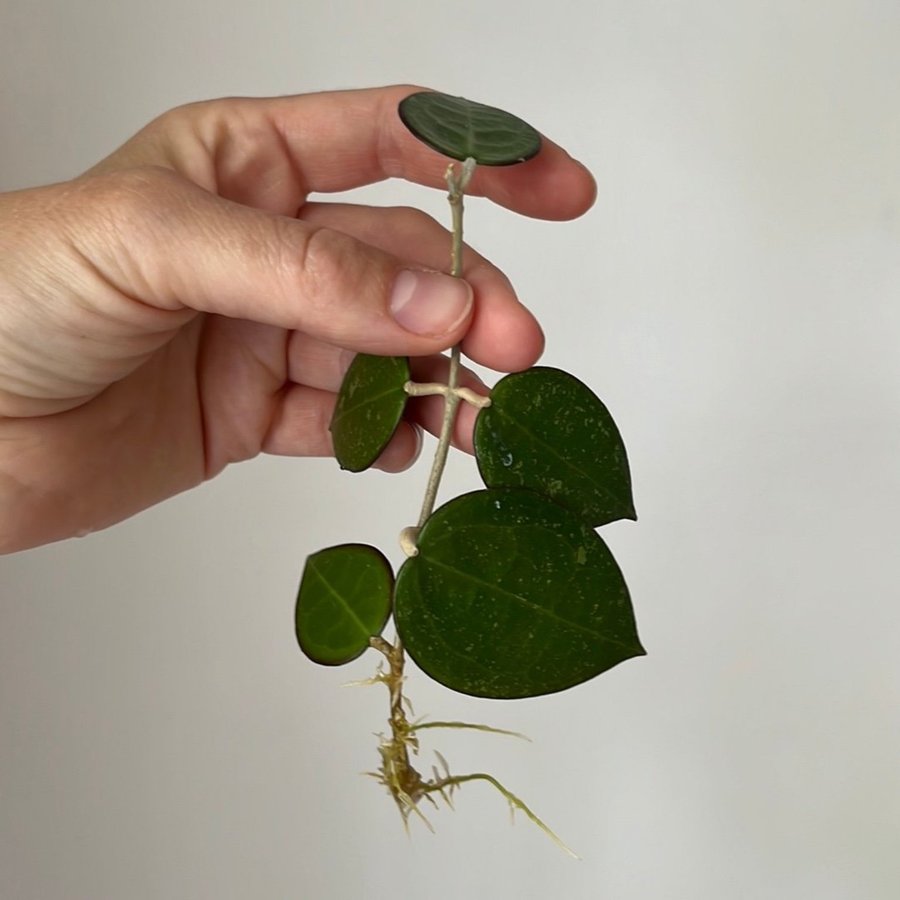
[0, 85, 596, 553]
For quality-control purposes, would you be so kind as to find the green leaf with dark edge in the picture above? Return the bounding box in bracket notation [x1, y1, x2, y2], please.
[474, 367, 636, 528]
[330, 353, 410, 472]
[394, 489, 644, 699]
[398, 92, 542, 166]
[295, 544, 394, 666]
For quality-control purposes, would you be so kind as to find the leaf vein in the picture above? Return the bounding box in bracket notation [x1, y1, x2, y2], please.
[307, 560, 374, 642]
[423, 555, 632, 650]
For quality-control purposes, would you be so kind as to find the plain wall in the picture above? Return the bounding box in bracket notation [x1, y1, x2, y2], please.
[2, 2, 899, 898]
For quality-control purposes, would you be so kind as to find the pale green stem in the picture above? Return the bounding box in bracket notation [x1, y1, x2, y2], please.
[386, 159, 478, 790]
[415, 157, 477, 529]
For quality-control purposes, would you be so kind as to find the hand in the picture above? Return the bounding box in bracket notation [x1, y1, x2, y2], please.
[0, 85, 596, 553]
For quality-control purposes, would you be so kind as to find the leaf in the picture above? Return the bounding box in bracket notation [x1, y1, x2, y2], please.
[393, 489, 644, 699]
[330, 353, 410, 472]
[474, 367, 636, 527]
[398, 92, 542, 166]
[295, 544, 393, 666]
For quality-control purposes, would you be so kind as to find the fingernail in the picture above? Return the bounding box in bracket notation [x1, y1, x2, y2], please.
[390, 269, 473, 337]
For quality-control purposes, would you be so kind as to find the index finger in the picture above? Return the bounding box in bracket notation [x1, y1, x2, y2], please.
[273, 85, 598, 221]
[97, 85, 597, 222]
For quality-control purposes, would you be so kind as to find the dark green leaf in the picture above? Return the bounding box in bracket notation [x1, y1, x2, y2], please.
[475, 367, 636, 527]
[330, 354, 410, 472]
[296, 544, 393, 666]
[394, 489, 644, 699]
[398, 92, 542, 166]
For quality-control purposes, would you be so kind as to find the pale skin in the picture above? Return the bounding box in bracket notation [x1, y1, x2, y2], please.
[0, 85, 596, 554]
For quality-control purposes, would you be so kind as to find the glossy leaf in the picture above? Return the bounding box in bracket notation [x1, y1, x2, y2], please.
[398, 92, 542, 166]
[330, 354, 410, 472]
[296, 544, 393, 666]
[394, 489, 644, 699]
[474, 367, 636, 527]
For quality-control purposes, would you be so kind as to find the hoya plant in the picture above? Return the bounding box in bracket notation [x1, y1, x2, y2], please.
[295, 91, 644, 851]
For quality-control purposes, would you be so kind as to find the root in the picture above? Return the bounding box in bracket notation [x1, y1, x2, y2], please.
[365, 636, 577, 857]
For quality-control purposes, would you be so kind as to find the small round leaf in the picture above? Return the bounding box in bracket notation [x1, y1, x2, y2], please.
[398, 92, 542, 166]
[330, 354, 410, 472]
[394, 489, 644, 699]
[475, 367, 636, 527]
[296, 544, 393, 666]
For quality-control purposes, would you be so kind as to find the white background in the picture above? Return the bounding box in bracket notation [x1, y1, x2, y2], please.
[2, 2, 899, 898]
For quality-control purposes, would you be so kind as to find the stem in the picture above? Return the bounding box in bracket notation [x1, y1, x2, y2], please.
[375, 159, 494, 830]
[367, 159, 571, 854]
[369, 637, 408, 733]
[415, 157, 477, 529]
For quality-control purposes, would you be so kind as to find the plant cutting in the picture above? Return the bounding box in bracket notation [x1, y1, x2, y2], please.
[295, 91, 644, 852]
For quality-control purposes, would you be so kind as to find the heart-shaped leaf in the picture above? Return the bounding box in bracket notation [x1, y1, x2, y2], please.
[475, 367, 636, 527]
[296, 544, 393, 666]
[393, 489, 644, 699]
[330, 354, 410, 472]
[398, 92, 542, 166]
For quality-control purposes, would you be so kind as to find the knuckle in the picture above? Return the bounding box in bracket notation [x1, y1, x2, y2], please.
[55, 167, 195, 303]
[148, 97, 225, 135]
[389, 205, 435, 234]
[281, 223, 382, 319]
[67, 166, 184, 236]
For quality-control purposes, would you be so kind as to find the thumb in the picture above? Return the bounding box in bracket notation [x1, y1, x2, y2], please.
[78, 167, 474, 354]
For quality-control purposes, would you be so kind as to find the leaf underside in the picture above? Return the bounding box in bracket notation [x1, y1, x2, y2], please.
[330, 354, 410, 472]
[296, 544, 393, 666]
[474, 367, 636, 527]
[398, 91, 542, 166]
[394, 489, 644, 699]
